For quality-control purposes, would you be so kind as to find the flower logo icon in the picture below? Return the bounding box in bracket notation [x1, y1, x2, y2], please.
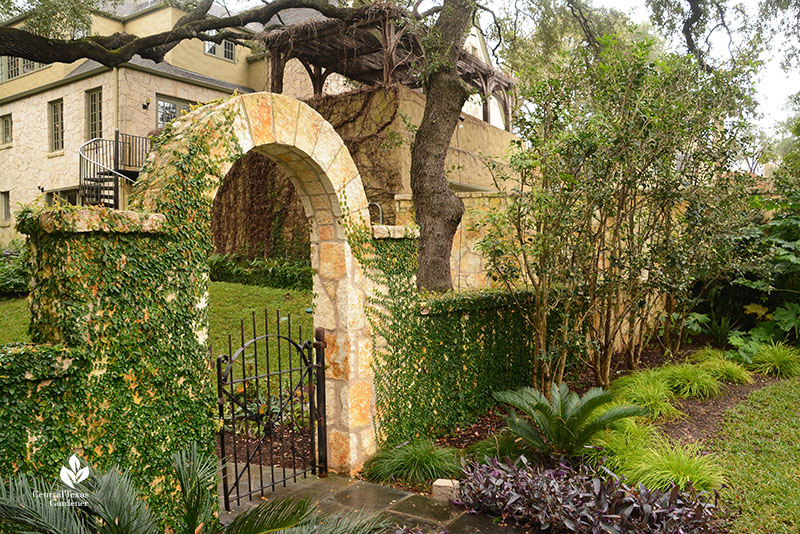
[59, 455, 89, 489]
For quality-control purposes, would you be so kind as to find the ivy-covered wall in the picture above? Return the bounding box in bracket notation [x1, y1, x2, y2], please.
[352, 227, 534, 445]
[6, 206, 216, 524]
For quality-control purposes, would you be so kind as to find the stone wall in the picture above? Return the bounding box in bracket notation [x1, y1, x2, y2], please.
[396, 191, 505, 291]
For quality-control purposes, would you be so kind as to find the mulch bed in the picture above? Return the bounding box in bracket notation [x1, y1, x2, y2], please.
[658, 373, 778, 446]
[435, 409, 507, 450]
[216, 426, 314, 469]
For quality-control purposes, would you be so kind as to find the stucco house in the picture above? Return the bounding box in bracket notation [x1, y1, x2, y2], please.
[0, 0, 515, 246]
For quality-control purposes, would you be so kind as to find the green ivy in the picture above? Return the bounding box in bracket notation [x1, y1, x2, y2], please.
[4, 97, 244, 527]
[348, 225, 535, 445]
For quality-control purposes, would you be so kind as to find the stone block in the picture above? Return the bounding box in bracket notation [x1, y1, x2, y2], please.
[319, 242, 347, 279]
[242, 93, 275, 146]
[431, 479, 460, 502]
[348, 380, 373, 428]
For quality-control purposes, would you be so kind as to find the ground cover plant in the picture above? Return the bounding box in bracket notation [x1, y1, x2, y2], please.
[457, 456, 724, 533]
[714, 378, 800, 533]
[361, 440, 462, 487]
[208, 253, 313, 291]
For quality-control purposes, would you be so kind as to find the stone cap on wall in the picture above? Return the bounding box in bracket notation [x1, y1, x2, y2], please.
[35, 209, 167, 234]
[371, 225, 419, 239]
[394, 192, 507, 201]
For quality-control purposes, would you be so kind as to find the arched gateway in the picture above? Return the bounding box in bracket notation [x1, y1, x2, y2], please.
[133, 93, 376, 473]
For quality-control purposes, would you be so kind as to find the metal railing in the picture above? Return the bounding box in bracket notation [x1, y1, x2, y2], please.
[78, 131, 150, 209]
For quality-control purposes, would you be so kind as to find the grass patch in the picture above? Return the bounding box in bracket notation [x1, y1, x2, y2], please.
[660, 363, 722, 399]
[465, 431, 531, 463]
[612, 369, 684, 420]
[715, 378, 800, 533]
[0, 284, 313, 367]
[362, 440, 462, 486]
[749, 342, 800, 378]
[0, 297, 30, 344]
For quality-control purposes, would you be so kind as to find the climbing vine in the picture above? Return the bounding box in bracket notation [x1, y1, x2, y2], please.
[2, 96, 244, 527]
[348, 223, 535, 446]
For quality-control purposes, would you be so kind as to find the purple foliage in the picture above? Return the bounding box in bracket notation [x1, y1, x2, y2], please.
[456, 456, 726, 533]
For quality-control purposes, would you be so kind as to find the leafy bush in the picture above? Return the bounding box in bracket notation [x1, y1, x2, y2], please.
[623, 438, 725, 492]
[749, 342, 800, 377]
[0, 445, 389, 534]
[465, 431, 530, 463]
[456, 456, 724, 533]
[362, 441, 462, 485]
[0, 241, 29, 297]
[208, 253, 313, 291]
[612, 369, 683, 420]
[660, 364, 722, 399]
[494, 383, 646, 457]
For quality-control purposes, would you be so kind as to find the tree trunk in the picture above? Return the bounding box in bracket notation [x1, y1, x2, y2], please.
[410, 0, 473, 292]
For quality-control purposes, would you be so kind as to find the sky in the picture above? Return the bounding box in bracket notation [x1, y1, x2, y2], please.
[230, 0, 798, 134]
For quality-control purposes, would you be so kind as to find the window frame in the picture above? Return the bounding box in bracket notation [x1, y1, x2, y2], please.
[48, 98, 64, 153]
[156, 95, 194, 128]
[0, 114, 11, 145]
[85, 87, 103, 140]
[0, 56, 47, 83]
[203, 31, 236, 63]
[0, 191, 10, 222]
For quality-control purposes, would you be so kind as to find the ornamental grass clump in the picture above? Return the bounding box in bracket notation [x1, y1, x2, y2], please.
[362, 440, 462, 485]
[697, 357, 753, 384]
[624, 438, 725, 492]
[493, 383, 647, 458]
[749, 342, 800, 377]
[659, 364, 722, 399]
[611, 369, 684, 420]
[456, 456, 724, 533]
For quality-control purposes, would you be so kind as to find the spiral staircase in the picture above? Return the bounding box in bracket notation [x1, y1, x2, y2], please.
[78, 131, 150, 209]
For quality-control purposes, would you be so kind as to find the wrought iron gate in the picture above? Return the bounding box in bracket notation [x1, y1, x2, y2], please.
[216, 310, 327, 511]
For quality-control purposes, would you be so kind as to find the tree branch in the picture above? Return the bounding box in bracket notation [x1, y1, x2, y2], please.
[0, 0, 359, 66]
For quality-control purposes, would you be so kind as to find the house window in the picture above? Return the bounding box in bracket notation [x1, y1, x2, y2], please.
[156, 95, 193, 127]
[48, 98, 64, 152]
[86, 87, 103, 139]
[1, 114, 11, 145]
[1, 191, 10, 222]
[204, 31, 236, 62]
[0, 56, 46, 82]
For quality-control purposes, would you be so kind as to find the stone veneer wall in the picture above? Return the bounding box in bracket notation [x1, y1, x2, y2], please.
[395, 191, 506, 291]
[133, 92, 377, 473]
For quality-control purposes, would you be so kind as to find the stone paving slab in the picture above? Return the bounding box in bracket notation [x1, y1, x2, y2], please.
[218, 466, 537, 533]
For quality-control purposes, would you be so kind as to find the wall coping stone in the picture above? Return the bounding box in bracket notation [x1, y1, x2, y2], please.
[36, 209, 168, 234]
[394, 192, 507, 201]
[371, 225, 419, 239]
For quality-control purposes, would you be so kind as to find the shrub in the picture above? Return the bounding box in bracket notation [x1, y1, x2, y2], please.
[456, 456, 724, 533]
[660, 364, 722, 399]
[704, 314, 734, 348]
[611, 369, 683, 420]
[0, 241, 29, 297]
[208, 253, 313, 291]
[494, 383, 647, 458]
[362, 441, 462, 485]
[465, 431, 530, 463]
[623, 438, 725, 492]
[749, 342, 800, 377]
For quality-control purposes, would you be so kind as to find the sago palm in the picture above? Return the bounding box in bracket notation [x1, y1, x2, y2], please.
[0, 444, 389, 534]
[494, 382, 647, 458]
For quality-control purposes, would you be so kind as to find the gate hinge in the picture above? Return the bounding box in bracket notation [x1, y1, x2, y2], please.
[313, 340, 327, 350]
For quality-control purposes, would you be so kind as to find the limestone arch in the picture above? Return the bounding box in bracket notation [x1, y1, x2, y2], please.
[133, 93, 375, 473]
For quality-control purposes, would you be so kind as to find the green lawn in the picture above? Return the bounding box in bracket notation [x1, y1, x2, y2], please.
[0, 296, 30, 344]
[0, 283, 313, 359]
[715, 378, 800, 533]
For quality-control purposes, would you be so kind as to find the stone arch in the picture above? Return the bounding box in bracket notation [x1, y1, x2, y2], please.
[133, 93, 375, 473]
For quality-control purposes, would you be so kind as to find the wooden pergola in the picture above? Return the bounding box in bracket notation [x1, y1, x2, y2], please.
[258, 4, 517, 131]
